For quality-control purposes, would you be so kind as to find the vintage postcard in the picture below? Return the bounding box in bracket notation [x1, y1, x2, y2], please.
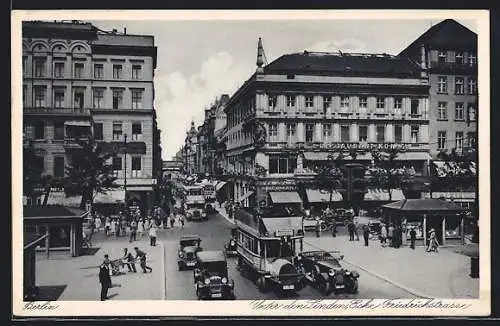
[11, 9, 490, 317]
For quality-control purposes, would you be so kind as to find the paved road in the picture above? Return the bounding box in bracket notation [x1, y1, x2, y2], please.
[161, 212, 417, 300]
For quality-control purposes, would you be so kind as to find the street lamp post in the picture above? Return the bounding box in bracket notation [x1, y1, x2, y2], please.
[124, 134, 127, 205]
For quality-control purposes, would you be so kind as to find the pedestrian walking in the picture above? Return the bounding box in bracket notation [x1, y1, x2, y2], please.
[178, 214, 185, 229]
[362, 224, 370, 246]
[149, 225, 158, 246]
[121, 248, 137, 273]
[388, 224, 394, 247]
[129, 220, 137, 242]
[95, 215, 102, 232]
[138, 218, 145, 237]
[105, 219, 111, 237]
[134, 247, 153, 273]
[331, 223, 337, 237]
[380, 223, 387, 247]
[99, 261, 112, 301]
[170, 214, 175, 228]
[315, 218, 321, 238]
[394, 226, 402, 248]
[354, 220, 360, 241]
[348, 221, 355, 241]
[410, 227, 417, 250]
[144, 218, 151, 232]
[426, 228, 439, 252]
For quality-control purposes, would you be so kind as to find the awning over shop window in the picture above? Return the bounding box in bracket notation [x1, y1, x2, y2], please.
[364, 188, 405, 201]
[94, 189, 126, 204]
[43, 191, 82, 207]
[262, 216, 303, 236]
[303, 152, 373, 161]
[306, 188, 343, 203]
[64, 120, 91, 127]
[394, 152, 432, 161]
[269, 191, 302, 204]
[215, 181, 227, 192]
[237, 190, 254, 203]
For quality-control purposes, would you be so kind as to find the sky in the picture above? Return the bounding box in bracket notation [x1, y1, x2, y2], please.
[89, 17, 478, 160]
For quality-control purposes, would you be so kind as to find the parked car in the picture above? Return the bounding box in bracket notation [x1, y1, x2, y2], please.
[177, 235, 203, 270]
[295, 250, 359, 295]
[194, 250, 235, 300]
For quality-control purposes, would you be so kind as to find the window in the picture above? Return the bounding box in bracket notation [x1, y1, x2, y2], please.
[468, 53, 477, 66]
[340, 125, 350, 142]
[438, 51, 447, 63]
[23, 85, 27, 105]
[305, 95, 314, 108]
[455, 77, 464, 95]
[54, 121, 64, 140]
[467, 132, 477, 148]
[23, 57, 26, 75]
[93, 123, 103, 140]
[132, 90, 143, 109]
[93, 89, 104, 108]
[376, 125, 385, 143]
[54, 156, 65, 178]
[323, 96, 331, 112]
[74, 89, 84, 109]
[468, 78, 477, 95]
[132, 123, 142, 140]
[394, 125, 402, 143]
[268, 123, 278, 141]
[268, 95, 277, 109]
[456, 132, 464, 149]
[411, 99, 419, 115]
[113, 64, 123, 79]
[112, 157, 122, 176]
[437, 131, 447, 150]
[132, 65, 142, 80]
[411, 125, 419, 143]
[112, 122, 123, 140]
[34, 86, 46, 108]
[286, 123, 296, 142]
[437, 102, 448, 120]
[376, 97, 385, 109]
[305, 124, 314, 142]
[455, 102, 465, 121]
[54, 62, 64, 78]
[394, 97, 402, 109]
[131, 156, 142, 177]
[34, 58, 46, 77]
[286, 95, 296, 108]
[54, 88, 64, 108]
[269, 156, 297, 174]
[341, 96, 349, 110]
[74, 63, 84, 78]
[112, 90, 123, 109]
[359, 96, 368, 109]
[359, 125, 368, 142]
[467, 103, 476, 121]
[94, 64, 104, 79]
[437, 76, 448, 94]
[323, 124, 332, 140]
[455, 52, 464, 65]
[35, 121, 44, 140]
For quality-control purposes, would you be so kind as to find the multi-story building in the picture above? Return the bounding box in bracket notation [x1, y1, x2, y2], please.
[399, 19, 477, 158]
[224, 40, 431, 208]
[213, 94, 230, 177]
[22, 21, 161, 211]
[184, 121, 198, 175]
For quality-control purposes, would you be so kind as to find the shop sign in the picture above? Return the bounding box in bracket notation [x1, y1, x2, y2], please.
[324, 143, 408, 151]
[275, 230, 293, 237]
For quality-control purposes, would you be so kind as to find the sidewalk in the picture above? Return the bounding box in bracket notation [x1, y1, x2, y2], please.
[36, 235, 165, 301]
[215, 202, 234, 225]
[304, 234, 479, 299]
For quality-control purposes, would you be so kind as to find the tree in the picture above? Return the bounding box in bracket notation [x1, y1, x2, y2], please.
[435, 148, 476, 191]
[64, 135, 119, 209]
[313, 150, 347, 207]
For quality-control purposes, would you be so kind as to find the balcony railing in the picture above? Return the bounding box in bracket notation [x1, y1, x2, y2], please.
[24, 107, 91, 116]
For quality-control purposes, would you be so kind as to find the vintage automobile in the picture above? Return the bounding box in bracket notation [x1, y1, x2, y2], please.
[303, 216, 328, 232]
[177, 235, 203, 270]
[193, 250, 236, 300]
[295, 250, 359, 295]
[223, 227, 238, 257]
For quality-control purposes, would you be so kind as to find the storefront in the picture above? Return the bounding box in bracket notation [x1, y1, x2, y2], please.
[23, 206, 88, 257]
[304, 188, 343, 215]
[381, 199, 465, 247]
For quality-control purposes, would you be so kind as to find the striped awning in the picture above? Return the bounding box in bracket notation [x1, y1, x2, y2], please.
[364, 188, 405, 201]
[306, 188, 343, 203]
[269, 191, 302, 204]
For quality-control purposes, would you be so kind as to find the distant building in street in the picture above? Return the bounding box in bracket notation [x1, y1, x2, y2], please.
[22, 21, 161, 210]
[399, 19, 477, 158]
[184, 120, 198, 175]
[223, 38, 431, 208]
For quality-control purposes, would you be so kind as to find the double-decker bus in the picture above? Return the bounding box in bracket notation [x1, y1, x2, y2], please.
[234, 205, 306, 295]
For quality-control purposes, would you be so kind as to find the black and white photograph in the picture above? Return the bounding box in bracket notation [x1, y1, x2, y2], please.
[12, 10, 490, 317]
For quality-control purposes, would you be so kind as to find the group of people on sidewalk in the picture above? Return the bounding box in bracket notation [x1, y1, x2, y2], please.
[98, 247, 153, 301]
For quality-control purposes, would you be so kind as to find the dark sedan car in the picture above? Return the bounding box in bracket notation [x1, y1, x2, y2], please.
[194, 250, 235, 300]
[177, 235, 203, 270]
[295, 250, 359, 295]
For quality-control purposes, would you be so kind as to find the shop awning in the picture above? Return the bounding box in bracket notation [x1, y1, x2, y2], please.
[382, 198, 463, 212]
[64, 120, 91, 127]
[269, 191, 302, 204]
[303, 152, 372, 161]
[43, 191, 82, 207]
[394, 152, 432, 161]
[364, 188, 405, 201]
[237, 190, 254, 203]
[306, 188, 343, 203]
[262, 216, 303, 236]
[215, 181, 227, 192]
[94, 189, 126, 204]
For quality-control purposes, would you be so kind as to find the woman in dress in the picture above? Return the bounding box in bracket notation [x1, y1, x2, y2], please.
[138, 218, 145, 237]
[426, 228, 439, 252]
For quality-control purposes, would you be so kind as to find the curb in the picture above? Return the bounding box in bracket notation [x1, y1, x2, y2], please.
[217, 209, 235, 225]
[303, 239, 431, 299]
[161, 241, 166, 300]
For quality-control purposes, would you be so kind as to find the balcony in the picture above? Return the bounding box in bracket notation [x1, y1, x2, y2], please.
[24, 107, 91, 116]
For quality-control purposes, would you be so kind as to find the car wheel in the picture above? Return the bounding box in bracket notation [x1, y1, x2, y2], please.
[320, 281, 331, 296]
[257, 276, 268, 293]
[178, 264, 184, 271]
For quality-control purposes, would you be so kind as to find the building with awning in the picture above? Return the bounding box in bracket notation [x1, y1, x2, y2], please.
[269, 191, 302, 204]
[364, 188, 405, 201]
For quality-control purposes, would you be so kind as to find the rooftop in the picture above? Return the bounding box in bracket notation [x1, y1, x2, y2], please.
[24, 205, 87, 218]
[382, 199, 464, 212]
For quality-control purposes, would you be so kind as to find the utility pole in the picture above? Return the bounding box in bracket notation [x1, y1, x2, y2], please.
[124, 133, 127, 205]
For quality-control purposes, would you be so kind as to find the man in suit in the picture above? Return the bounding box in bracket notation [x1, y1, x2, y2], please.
[99, 260, 112, 300]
